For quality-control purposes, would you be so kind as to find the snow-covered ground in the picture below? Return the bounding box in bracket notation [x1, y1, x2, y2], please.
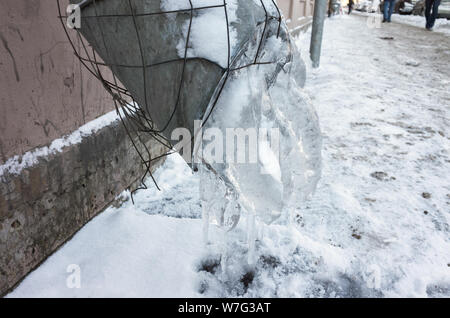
[389, 14, 450, 35]
[7, 155, 204, 298]
[355, 11, 450, 36]
[8, 14, 450, 298]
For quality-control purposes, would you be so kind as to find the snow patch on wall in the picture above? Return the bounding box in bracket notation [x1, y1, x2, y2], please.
[0, 110, 121, 180]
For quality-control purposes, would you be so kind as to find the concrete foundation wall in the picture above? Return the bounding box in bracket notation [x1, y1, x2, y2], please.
[0, 120, 166, 296]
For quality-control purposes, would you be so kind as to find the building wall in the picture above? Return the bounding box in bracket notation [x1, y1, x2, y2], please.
[0, 0, 114, 164]
[0, 0, 167, 296]
[278, 0, 316, 31]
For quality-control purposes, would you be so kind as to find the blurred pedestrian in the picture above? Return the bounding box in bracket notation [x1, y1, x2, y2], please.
[425, 0, 441, 30]
[383, 0, 396, 22]
[348, 0, 354, 14]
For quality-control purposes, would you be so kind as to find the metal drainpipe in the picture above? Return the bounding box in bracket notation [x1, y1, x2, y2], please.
[309, 0, 327, 68]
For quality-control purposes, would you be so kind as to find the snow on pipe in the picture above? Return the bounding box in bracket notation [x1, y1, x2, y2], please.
[60, 0, 322, 264]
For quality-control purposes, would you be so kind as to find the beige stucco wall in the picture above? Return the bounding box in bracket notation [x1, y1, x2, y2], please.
[278, 0, 315, 30]
[0, 0, 114, 164]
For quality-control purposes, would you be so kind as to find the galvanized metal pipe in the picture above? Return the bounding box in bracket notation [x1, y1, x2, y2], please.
[310, 0, 327, 68]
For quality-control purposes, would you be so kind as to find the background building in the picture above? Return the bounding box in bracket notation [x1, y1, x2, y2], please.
[278, 0, 316, 32]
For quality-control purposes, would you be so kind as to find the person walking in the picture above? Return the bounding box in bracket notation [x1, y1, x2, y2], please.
[425, 0, 442, 30]
[348, 0, 354, 14]
[383, 0, 396, 23]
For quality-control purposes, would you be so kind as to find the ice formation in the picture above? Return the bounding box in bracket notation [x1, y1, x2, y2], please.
[178, 1, 323, 263]
[70, 0, 322, 265]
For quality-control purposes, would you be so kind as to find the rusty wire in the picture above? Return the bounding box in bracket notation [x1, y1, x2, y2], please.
[57, 0, 283, 200]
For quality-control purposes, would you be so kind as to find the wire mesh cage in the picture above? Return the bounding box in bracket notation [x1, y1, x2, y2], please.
[57, 0, 283, 198]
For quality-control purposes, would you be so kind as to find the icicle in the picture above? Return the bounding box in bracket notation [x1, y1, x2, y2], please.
[220, 225, 228, 274]
[202, 201, 210, 245]
[247, 202, 256, 266]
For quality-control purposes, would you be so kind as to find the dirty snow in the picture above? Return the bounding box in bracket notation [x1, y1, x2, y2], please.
[390, 14, 450, 35]
[8, 14, 450, 298]
[355, 11, 450, 36]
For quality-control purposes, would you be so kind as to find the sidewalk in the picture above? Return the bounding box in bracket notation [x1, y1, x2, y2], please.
[353, 10, 450, 36]
[298, 13, 450, 296]
[7, 14, 450, 298]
